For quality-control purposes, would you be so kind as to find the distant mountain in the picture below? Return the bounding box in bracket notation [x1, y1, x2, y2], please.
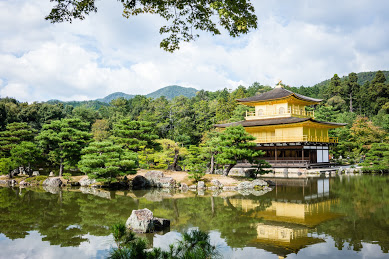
[47, 85, 199, 108]
[95, 85, 198, 103]
[146, 85, 198, 100]
[96, 92, 135, 103]
[46, 99, 109, 109]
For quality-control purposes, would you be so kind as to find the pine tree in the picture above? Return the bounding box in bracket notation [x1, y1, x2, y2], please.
[78, 141, 138, 182]
[202, 130, 221, 174]
[0, 122, 35, 157]
[345, 72, 359, 112]
[10, 141, 40, 175]
[369, 71, 389, 114]
[216, 125, 263, 176]
[113, 119, 159, 152]
[36, 118, 91, 176]
[327, 74, 342, 97]
[0, 158, 17, 178]
[183, 145, 207, 181]
[361, 143, 389, 173]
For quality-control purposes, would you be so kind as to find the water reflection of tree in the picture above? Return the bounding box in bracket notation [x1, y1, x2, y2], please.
[316, 176, 389, 253]
[0, 188, 136, 246]
[0, 187, 273, 249]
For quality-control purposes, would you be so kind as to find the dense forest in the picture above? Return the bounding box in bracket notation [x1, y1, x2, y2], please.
[0, 71, 388, 180]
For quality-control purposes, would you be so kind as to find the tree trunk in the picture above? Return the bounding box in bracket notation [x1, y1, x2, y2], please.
[349, 93, 352, 112]
[172, 148, 179, 171]
[210, 153, 215, 174]
[223, 164, 235, 176]
[211, 196, 215, 217]
[59, 157, 64, 177]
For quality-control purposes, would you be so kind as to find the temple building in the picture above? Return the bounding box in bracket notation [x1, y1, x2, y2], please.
[215, 82, 346, 168]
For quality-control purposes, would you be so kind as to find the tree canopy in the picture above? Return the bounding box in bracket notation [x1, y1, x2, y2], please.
[36, 118, 92, 176]
[45, 0, 258, 52]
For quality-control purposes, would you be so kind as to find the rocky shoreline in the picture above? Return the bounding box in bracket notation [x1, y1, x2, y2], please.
[0, 168, 363, 197]
[0, 170, 276, 196]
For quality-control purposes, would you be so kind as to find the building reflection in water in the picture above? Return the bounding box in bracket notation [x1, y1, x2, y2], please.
[225, 177, 340, 258]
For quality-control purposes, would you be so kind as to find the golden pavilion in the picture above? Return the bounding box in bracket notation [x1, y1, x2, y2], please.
[215, 82, 346, 168]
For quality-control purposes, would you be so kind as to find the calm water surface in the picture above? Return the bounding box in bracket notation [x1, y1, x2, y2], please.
[0, 175, 388, 259]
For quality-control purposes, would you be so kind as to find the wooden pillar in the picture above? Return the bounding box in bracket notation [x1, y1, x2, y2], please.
[275, 146, 277, 161]
[302, 147, 304, 161]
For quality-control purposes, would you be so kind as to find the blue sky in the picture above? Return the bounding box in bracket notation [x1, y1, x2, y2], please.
[1, 0, 388, 102]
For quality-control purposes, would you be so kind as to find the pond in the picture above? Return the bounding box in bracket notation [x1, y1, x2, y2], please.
[0, 175, 388, 258]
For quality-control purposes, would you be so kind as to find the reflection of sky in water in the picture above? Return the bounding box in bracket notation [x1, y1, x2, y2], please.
[150, 231, 388, 259]
[0, 231, 113, 259]
[0, 230, 387, 259]
[287, 236, 388, 259]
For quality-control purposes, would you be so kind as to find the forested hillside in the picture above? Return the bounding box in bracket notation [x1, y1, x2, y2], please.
[96, 92, 135, 103]
[48, 85, 198, 108]
[146, 85, 198, 100]
[0, 71, 388, 178]
[311, 71, 389, 90]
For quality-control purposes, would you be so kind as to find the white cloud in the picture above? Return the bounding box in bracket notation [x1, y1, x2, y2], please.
[0, 0, 388, 101]
[0, 83, 30, 101]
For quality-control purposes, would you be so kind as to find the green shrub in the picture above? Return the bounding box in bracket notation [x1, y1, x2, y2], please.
[62, 173, 72, 181]
[36, 175, 47, 181]
[108, 223, 220, 259]
[24, 177, 34, 183]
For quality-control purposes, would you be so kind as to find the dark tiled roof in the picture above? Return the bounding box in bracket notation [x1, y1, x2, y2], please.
[236, 88, 322, 103]
[312, 120, 347, 127]
[214, 117, 346, 128]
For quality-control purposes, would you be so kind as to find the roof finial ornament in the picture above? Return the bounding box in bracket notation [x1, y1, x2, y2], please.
[275, 80, 283, 88]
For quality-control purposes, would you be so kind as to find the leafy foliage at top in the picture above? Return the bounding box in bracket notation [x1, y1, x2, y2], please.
[45, 0, 258, 52]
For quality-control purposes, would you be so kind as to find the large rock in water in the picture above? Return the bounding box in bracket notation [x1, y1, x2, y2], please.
[42, 177, 62, 187]
[126, 208, 170, 233]
[144, 171, 176, 188]
[252, 179, 268, 187]
[144, 171, 164, 186]
[79, 176, 97, 187]
[211, 179, 223, 188]
[237, 181, 254, 190]
[159, 177, 175, 188]
[197, 181, 205, 189]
